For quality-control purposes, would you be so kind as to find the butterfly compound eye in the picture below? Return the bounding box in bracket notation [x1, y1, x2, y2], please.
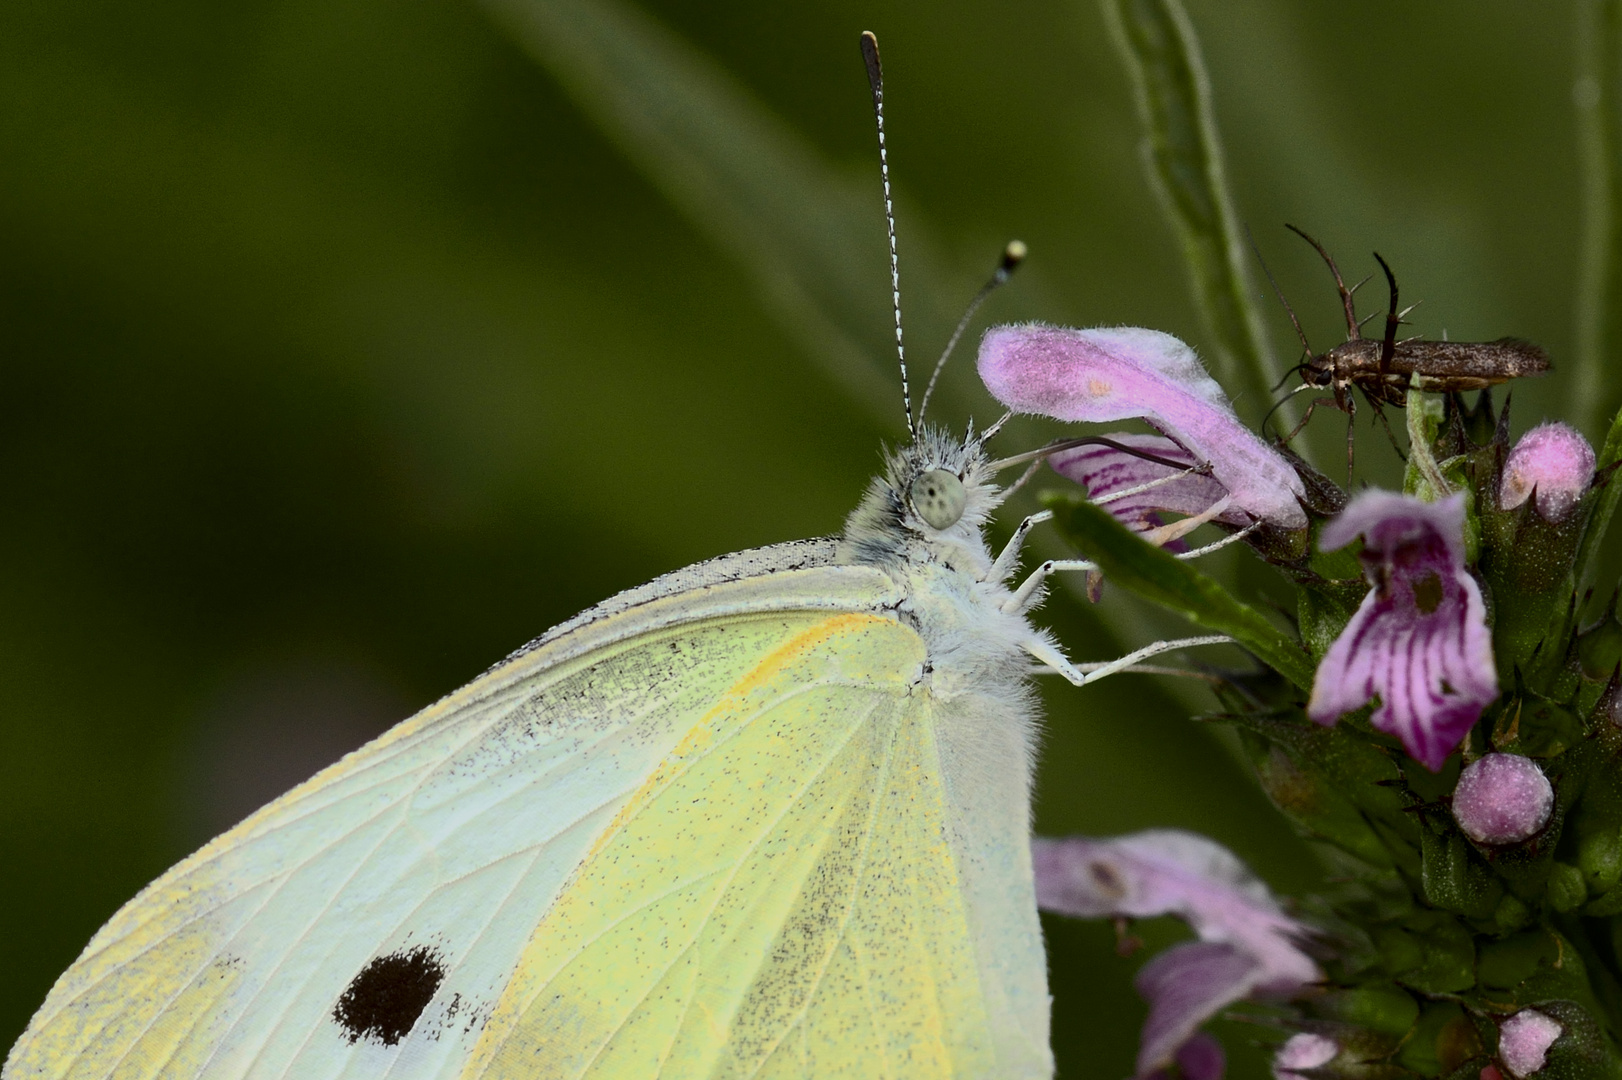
[909, 469, 966, 530]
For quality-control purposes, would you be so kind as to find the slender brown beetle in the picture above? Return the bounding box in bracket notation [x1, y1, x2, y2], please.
[1267, 225, 1550, 473]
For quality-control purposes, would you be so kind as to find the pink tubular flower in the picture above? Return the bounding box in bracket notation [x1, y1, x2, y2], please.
[1032, 830, 1319, 1077]
[978, 323, 1308, 528]
[1500, 422, 1596, 522]
[1307, 492, 1499, 771]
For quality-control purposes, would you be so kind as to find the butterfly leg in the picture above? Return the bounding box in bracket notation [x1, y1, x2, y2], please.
[1026, 635, 1233, 686]
[1003, 558, 1094, 612]
[985, 510, 1054, 583]
[1001, 522, 1261, 614]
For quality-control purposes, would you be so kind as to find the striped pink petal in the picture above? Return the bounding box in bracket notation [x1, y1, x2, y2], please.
[1049, 434, 1249, 534]
[1308, 492, 1498, 771]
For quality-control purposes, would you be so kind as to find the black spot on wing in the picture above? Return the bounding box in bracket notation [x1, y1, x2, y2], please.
[332, 945, 446, 1046]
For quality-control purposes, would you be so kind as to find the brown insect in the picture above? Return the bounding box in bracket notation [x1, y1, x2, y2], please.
[1267, 225, 1550, 474]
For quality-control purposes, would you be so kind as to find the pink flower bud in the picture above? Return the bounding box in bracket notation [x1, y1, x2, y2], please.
[1499, 1009, 1562, 1077]
[1453, 754, 1553, 845]
[1273, 1033, 1337, 1079]
[1500, 422, 1596, 522]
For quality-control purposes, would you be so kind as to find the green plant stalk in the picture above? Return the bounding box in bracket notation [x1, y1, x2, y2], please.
[1578, 402, 1622, 596]
[1574, 0, 1622, 442]
[1101, 0, 1280, 427]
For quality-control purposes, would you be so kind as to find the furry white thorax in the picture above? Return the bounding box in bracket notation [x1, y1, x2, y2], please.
[834, 425, 1053, 794]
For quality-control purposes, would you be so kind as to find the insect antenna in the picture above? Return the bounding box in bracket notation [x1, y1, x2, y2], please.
[1269, 360, 1311, 394]
[860, 31, 914, 439]
[1372, 252, 1401, 373]
[917, 239, 1028, 427]
[1261, 381, 1317, 440]
[1247, 225, 1313, 358]
[1285, 224, 1361, 341]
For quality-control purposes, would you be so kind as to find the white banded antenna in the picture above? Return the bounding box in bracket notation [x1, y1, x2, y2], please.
[860, 31, 913, 438]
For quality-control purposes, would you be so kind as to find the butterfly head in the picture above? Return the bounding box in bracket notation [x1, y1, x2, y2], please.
[839, 426, 1002, 571]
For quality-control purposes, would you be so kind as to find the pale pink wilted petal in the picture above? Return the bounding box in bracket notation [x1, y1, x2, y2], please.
[1308, 492, 1498, 771]
[978, 323, 1308, 528]
[1499, 1009, 1562, 1077]
[1452, 753, 1554, 845]
[1049, 433, 1249, 534]
[1273, 1033, 1338, 1079]
[1500, 422, 1596, 522]
[1136, 943, 1253, 1078]
[1033, 830, 1318, 1075]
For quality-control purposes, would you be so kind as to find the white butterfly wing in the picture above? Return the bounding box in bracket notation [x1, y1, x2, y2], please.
[7, 537, 1051, 1080]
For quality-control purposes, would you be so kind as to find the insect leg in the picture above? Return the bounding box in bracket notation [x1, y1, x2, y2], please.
[985, 509, 1053, 583]
[1280, 395, 1343, 445]
[1286, 224, 1361, 340]
[1343, 391, 1358, 483]
[1003, 558, 1095, 612]
[1026, 635, 1234, 687]
[1002, 522, 1261, 613]
[1364, 391, 1408, 463]
[1373, 252, 1400, 374]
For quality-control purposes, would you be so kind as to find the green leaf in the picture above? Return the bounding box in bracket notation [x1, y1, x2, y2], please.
[1578, 401, 1622, 596]
[1572, 0, 1622, 442]
[1101, 0, 1280, 426]
[1045, 492, 1315, 688]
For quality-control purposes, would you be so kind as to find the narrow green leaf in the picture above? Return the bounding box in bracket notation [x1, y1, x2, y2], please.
[1577, 401, 1622, 594]
[479, 0, 990, 430]
[1101, 0, 1279, 425]
[1572, 0, 1622, 442]
[1045, 492, 1315, 689]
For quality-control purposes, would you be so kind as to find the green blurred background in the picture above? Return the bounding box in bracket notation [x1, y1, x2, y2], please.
[0, 0, 1610, 1074]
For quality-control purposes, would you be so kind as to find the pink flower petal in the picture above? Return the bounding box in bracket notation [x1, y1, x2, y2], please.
[1033, 830, 1319, 1076]
[1049, 433, 1249, 532]
[1135, 943, 1255, 1077]
[978, 323, 1307, 528]
[1308, 492, 1498, 771]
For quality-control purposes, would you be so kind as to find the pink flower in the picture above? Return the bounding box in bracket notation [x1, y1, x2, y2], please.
[1308, 492, 1499, 771]
[1452, 753, 1554, 845]
[978, 323, 1307, 528]
[1033, 830, 1318, 1077]
[1048, 434, 1249, 536]
[1500, 422, 1596, 522]
[1499, 1009, 1562, 1077]
[1273, 1033, 1338, 1079]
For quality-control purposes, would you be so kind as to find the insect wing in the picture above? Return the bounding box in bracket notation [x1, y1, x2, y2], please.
[6, 547, 1020, 1080]
[1391, 338, 1551, 389]
[465, 612, 1003, 1079]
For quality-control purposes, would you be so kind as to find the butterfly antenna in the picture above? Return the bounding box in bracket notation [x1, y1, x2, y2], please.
[917, 240, 1027, 427]
[861, 31, 913, 438]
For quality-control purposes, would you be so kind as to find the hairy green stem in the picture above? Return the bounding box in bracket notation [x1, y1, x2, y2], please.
[1101, 0, 1280, 427]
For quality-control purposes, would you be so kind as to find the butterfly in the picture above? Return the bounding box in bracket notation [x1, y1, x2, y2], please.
[5, 32, 1065, 1080]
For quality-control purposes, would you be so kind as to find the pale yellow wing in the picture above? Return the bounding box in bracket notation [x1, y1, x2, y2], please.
[463, 612, 1000, 1080]
[7, 542, 1048, 1079]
